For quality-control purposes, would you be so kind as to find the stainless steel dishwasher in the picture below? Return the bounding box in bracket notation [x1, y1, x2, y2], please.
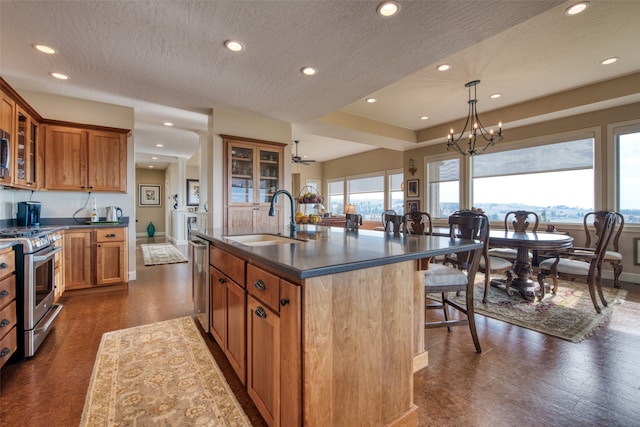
[189, 235, 209, 332]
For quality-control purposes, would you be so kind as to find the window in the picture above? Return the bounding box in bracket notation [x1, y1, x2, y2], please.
[327, 179, 344, 215]
[617, 129, 640, 223]
[472, 139, 594, 223]
[426, 158, 460, 219]
[389, 171, 404, 215]
[347, 174, 384, 221]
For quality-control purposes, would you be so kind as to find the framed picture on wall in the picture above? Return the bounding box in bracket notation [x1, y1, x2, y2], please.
[139, 184, 161, 207]
[407, 179, 419, 198]
[187, 179, 200, 206]
[406, 200, 419, 213]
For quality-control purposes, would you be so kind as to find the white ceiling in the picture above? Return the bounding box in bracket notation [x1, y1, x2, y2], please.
[1, 1, 639, 168]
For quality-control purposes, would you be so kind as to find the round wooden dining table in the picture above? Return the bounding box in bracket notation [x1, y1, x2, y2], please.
[489, 230, 574, 301]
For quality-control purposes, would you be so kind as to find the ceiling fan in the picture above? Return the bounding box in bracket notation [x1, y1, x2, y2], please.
[292, 140, 317, 165]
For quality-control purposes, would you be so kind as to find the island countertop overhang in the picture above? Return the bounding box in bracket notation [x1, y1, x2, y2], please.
[192, 225, 482, 281]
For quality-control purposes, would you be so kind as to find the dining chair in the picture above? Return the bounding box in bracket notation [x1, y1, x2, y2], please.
[402, 211, 432, 235]
[477, 218, 515, 302]
[423, 210, 488, 353]
[537, 211, 616, 313]
[381, 209, 397, 227]
[488, 210, 539, 262]
[345, 213, 362, 231]
[383, 213, 403, 234]
[578, 211, 624, 288]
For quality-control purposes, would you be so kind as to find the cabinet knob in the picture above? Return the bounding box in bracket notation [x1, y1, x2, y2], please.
[0, 262, 8, 269]
[106, 233, 116, 238]
[280, 298, 289, 306]
[254, 279, 266, 291]
[0, 290, 9, 297]
[0, 319, 9, 328]
[255, 306, 267, 319]
[0, 347, 10, 357]
[218, 277, 227, 284]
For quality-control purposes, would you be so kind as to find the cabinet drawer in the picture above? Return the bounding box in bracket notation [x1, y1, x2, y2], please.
[0, 325, 17, 369]
[0, 275, 16, 310]
[95, 227, 126, 242]
[0, 250, 16, 279]
[247, 264, 280, 312]
[210, 247, 245, 286]
[0, 301, 17, 340]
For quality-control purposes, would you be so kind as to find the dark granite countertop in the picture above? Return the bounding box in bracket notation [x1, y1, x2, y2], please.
[192, 225, 482, 281]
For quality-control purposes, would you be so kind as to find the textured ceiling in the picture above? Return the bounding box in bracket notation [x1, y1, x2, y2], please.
[1, 1, 639, 168]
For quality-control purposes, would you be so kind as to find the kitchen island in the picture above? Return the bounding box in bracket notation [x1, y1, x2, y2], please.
[192, 225, 482, 427]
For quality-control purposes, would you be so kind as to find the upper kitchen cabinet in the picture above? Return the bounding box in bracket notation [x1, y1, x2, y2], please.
[44, 123, 128, 192]
[0, 88, 16, 185]
[223, 135, 285, 229]
[14, 105, 42, 189]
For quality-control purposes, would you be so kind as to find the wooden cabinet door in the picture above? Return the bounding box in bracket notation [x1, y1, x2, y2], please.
[226, 280, 246, 385]
[95, 241, 125, 285]
[88, 130, 126, 192]
[0, 90, 15, 184]
[45, 125, 87, 190]
[247, 295, 280, 427]
[63, 230, 92, 290]
[279, 280, 302, 427]
[209, 266, 227, 346]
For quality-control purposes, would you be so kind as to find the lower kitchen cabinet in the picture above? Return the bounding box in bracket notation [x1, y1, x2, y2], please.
[210, 247, 247, 384]
[95, 227, 127, 286]
[53, 231, 64, 301]
[64, 230, 92, 290]
[0, 246, 17, 371]
[64, 227, 128, 291]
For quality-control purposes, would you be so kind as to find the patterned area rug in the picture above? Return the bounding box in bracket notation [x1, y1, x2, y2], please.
[80, 317, 251, 426]
[141, 243, 188, 266]
[430, 274, 628, 343]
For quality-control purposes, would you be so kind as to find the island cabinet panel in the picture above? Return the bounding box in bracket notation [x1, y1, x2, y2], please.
[247, 295, 280, 427]
[209, 246, 247, 384]
[301, 262, 416, 426]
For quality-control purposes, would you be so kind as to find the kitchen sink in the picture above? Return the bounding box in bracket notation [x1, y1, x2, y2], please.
[223, 233, 307, 246]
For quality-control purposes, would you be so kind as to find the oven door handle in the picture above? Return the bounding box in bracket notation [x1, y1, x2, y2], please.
[33, 246, 63, 262]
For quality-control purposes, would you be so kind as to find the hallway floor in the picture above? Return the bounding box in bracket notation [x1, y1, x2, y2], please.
[1, 237, 638, 426]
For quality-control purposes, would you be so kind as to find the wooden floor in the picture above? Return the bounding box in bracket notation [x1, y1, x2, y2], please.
[1, 236, 639, 426]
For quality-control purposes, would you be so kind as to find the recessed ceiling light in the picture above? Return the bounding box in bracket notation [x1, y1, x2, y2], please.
[420, 116, 429, 120]
[155, 144, 164, 148]
[33, 44, 57, 54]
[224, 40, 244, 52]
[151, 156, 158, 160]
[490, 93, 501, 99]
[301, 67, 317, 76]
[49, 72, 68, 80]
[436, 64, 451, 72]
[148, 165, 154, 168]
[565, 2, 589, 16]
[163, 122, 173, 126]
[377, 1, 400, 17]
[366, 98, 377, 103]
[601, 57, 619, 65]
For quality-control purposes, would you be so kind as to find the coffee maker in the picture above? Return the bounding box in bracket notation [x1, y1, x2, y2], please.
[17, 201, 41, 227]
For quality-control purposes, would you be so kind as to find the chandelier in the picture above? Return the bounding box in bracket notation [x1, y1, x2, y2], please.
[446, 80, 503, 156]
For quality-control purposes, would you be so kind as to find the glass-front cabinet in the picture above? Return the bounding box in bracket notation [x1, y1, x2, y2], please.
[15, 105, 39, 188]
[224, 135, 285, 229]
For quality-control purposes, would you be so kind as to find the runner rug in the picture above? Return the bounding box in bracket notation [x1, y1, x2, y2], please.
[80, 317, 251, 426]
[430, 273, 628, 343]
[141, 243, 188, 266]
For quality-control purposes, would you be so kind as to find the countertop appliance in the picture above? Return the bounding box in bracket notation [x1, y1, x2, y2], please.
[0, 226, 63, 358]
[188, 234, 209, 332]
[17, 201, 41, 227]
[105, 206, 123, 222]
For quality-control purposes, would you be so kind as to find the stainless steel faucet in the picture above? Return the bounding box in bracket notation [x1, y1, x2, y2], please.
[269, 189, 297, 237]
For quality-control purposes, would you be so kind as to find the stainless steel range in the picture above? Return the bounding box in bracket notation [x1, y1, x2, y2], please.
[0, 227, 63, 357]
